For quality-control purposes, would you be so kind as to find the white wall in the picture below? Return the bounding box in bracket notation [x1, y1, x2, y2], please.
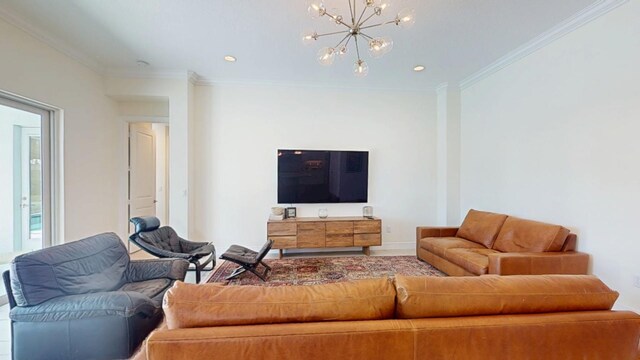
[460, 1, 640, 310]
[0, 17, 120, 242]
[118, 99, 169, 118]
[192, 83, 438, 254]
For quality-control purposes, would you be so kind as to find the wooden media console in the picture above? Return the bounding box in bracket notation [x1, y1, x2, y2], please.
[267, 217, 382, 258]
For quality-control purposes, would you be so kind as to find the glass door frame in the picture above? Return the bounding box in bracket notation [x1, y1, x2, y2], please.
[0, 94, 55, 251]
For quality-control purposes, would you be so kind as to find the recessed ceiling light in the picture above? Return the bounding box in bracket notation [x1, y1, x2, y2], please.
[413, 65, 425, 72]
[224, 55, 237, 62]
[136, 60, 150, 67]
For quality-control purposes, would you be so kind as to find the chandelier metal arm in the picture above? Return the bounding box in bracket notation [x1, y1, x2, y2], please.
[359, 11, 379, 27]
[334, 33, 352, 49]
[315, 29, 351, 38]
[359, 32, 374, 41]
[359, 20, 397, 31]
[323, 10, 354, 30]
[344, 34, 353, 48]
[356, 6, 369, 27]
[354, 35, 362, 61]
[348, 0, 355, 24]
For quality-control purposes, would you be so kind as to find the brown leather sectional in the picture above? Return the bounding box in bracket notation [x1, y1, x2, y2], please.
[145, 275, 640, 360]
[417, 209, 590, 276]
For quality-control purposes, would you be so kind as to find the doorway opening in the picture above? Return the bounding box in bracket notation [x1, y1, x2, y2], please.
[117, 97, 170, 253]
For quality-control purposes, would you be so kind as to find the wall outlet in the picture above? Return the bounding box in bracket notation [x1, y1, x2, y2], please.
[634, 275, 640, 288]
[386, 226, 392, 234]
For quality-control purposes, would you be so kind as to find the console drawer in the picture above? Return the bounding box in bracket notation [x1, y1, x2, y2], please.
[269, 236, 297, 249]
[268, 222, 297, 236]
[326, 234, 354, 247]
[354, 233, 381, 246]
[354, 220, 381, 234]
[326, 222, 354, 235]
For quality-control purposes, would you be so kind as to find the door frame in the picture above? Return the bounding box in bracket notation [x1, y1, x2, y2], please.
[0, 93, 59, 248]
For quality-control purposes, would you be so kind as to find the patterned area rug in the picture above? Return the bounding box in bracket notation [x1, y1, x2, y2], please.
[205, 256, 445, 286]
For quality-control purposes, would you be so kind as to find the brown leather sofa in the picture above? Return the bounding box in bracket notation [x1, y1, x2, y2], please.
[417, 209, 590, 276]
[144, 275, 640, 360]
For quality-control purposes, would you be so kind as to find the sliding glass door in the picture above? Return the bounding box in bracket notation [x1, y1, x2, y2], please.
[0, 95, 52, 303]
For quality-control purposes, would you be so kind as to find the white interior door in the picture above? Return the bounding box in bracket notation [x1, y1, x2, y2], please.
[129, 123, 157, 239]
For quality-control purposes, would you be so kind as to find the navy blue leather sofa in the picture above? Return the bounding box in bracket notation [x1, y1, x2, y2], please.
[3, 232, 189, 360]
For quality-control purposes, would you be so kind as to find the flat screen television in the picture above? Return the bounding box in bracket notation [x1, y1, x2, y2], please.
[278, 149, 369, 204]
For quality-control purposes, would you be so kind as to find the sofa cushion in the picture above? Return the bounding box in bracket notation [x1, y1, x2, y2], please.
[456, 209, 508, 248]
[395, 275, 618, 319]
[445, 248, 501, 275]
[163, 278, 396, 329]
[10, 232, 129, 306]
[419, 237, 485, 258]
[493, 217, 570, 253]
[9, 291, 159, 322]
[119, 278, 171, 304]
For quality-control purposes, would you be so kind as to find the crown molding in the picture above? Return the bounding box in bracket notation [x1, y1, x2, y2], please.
[459, 0, 630, 90]
[190, 77, 436, 93]
[0, 6, 105, 75]
[435, 82, 449, 95]
[187, 71, 201, 85]
[105, 67, 191, 81]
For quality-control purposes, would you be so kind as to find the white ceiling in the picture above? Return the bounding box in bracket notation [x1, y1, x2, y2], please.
[0, 0, 599, 90]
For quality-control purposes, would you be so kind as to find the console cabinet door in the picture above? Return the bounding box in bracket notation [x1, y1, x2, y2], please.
[297, 223, 326, 248]
[326, 222, 354, 247]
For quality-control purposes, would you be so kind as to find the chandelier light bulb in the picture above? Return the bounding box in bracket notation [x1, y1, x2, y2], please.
[337, 45, 348, 57]
[363, 0, 381, 8]
[379, 2, 391, 11]
[353, 60, 369, 77]
[328, 8, 344, 26]
[308, 1, 326, 19]
[317, 47, 336, 66]
[368, 37, 393, 58]
[396, 9, 416, 28]
[302, 31, 318, 45]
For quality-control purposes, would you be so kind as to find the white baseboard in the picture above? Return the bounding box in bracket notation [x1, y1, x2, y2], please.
[378, 241, 416, 251]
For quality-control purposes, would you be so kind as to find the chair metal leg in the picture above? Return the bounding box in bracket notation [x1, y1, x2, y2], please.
[225, 262, 271, 282]
[225, 267, 247, 280]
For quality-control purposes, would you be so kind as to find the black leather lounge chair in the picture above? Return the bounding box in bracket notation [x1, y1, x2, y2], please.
[3, 232, 189, 360]
[220, 239, 274, 281]
[129, 216, 216, 283]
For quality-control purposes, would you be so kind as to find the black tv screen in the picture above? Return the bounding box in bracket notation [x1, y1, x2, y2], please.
[278, 149, 369, 204]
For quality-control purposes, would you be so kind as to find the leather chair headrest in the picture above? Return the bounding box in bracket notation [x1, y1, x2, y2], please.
[130, 216, 161, 234]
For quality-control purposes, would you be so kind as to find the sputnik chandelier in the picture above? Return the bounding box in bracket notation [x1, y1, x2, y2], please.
[303, 0, 416, 77]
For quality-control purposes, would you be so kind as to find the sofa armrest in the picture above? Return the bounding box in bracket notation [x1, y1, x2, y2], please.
[487, 251, 590, 275]
[127, 258, 189, 283]
[416, 227, 459, 241]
